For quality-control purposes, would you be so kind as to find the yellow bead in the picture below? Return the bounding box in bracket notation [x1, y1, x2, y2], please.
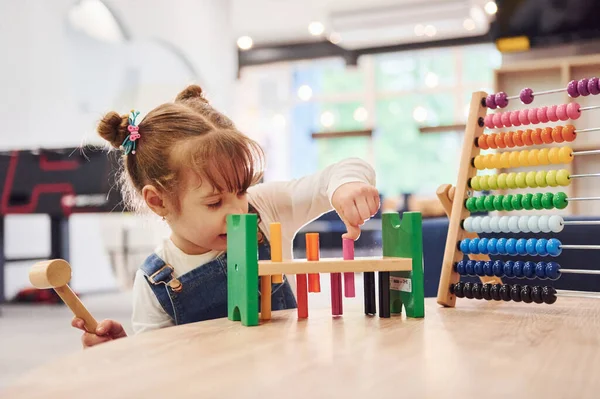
[528, 149, 540, 166]
[497, 173, 507, 189]
[558, 147, 573, 164]
[470, 176, 481, 190]
[548, 147, 560, 164]
[499, 152, 511, 169]
[479, 175, 490, 191]
[556, 169, 570, 186]
[474, 155, 484, 169]
[535, 170, 548, 188]
[515, 172, 528, 188]
[483, 154, 494, 169]
[546, 170, 558, 187]
[490, 154, 501, 169]
[509, 151, 520, 168]
[519, 150, 530, 167]
[506, 172, 517, 189]
[526, 171, 538, 188]
[488, 174, 498, 190]
[537, 148, 550, 165]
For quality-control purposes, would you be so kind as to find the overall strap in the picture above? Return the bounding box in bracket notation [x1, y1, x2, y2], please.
[139, 253, 182, 321]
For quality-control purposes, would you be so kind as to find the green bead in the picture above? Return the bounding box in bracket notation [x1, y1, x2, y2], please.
[532, 193, 544, 210]
[541, 192, 554, 210]
[515, 172, 528, 189]
[465, 197, 477, 212]
[553, 192, 568, 210]
[493, 195, 505, 211]
[484, 195, 495, 212]
[511, 193, 524, 210]
[502, 195, 514, 211]
[476, 196, 486, 211]
[522, 193, 534, 210]
[497, 174, 508, 190]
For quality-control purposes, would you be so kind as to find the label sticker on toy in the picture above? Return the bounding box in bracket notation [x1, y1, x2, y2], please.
[390, 277, 411, 292]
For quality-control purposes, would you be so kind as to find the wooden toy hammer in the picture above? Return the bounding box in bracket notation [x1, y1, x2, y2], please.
[29, 259, 98, 333]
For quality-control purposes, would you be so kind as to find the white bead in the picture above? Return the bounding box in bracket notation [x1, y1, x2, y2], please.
[528, 215, 541, 233]
[518, 216, 530, 233]
[490, 216, 500, 233]
[538, 215, 551, 233]
[472, 217, 482, 233]
[463, 217, 473, 232]
[508, 216, 520, 233]
[548, 215, 564, 233]
[498, 216, 510, 233]
[480, 216, 492, 233]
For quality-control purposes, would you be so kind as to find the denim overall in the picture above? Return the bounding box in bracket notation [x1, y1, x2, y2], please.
[140, 228, 297, 325]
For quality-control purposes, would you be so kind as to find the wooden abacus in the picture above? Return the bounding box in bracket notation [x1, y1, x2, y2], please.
[226, 211, 425, 326]
[438, 80, 600, 306]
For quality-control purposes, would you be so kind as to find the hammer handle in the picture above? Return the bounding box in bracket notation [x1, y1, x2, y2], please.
[55, 285, 98, 333]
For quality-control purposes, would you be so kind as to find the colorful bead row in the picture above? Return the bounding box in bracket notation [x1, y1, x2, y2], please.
[455, 260, 561, 280]
[451, 282, 557, 304]
[463, 215, 564, 234]
[459, 237, 562, 257]
[567, 78, 600, 98]
[469, 169, 570, 191]
[473, 147, 573, 170]
[477, 125, 576, 150]
[484, 103, 581, 129]
[465, 192, 568, 212]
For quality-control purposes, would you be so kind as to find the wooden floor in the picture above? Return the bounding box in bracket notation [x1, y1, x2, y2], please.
[4, 297, 600, 398]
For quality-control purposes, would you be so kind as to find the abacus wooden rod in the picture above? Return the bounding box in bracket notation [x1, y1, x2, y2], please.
[558, 269, 600, 275]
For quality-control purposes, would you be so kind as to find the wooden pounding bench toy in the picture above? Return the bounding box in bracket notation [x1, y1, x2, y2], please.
[227, 211, 425, 326]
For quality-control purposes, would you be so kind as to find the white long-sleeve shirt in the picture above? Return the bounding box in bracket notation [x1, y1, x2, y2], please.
[131, 158, 376, 334]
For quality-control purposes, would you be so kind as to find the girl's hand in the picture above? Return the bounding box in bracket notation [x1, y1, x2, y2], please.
[331, 182, 380, 240]
[72, 317, 128, 348]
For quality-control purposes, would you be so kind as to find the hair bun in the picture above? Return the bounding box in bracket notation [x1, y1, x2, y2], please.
[97, 111, 129, 149]
[175, 84, 208, 103]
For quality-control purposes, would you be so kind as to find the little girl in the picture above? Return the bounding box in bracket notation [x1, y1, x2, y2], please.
[73, 85, 379, 347]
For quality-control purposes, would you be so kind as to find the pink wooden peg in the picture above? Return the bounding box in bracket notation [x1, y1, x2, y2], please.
[342, 238, 356, 298]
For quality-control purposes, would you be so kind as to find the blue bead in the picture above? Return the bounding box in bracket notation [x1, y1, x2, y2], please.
[523, 261, 536, 278]
[469, 238, 481, 254]
[493, 260, 504, 277]
[478, 238, 489, 255]
[456, 260, 466, 275]
[513, 261, 525, 278]
[516, 238, 528, 255]
[535, 262, 547, 279]
[483, 261, 494, 276]
[536, 238, 549, 256]
[496, 238, 508, 255]
[503, 260, 515, 278]
[474, 261, 485, 276]
[526, 239, 538, 256]
[487, 238, 499, 255]
[465, 260, 475, 276]
[545, 262, 561, 280]
[505, 238, 518, 256]
[547, 238, 562, 257]
[460, 239, 470, 254]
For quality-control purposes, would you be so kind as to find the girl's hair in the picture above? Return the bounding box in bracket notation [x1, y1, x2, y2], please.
[97, 85, 265, 213]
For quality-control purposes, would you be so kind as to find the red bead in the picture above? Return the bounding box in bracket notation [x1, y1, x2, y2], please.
[567, 102, 581, 120]
[541, 127, 553, 144]
[528, 108, 540, 124]
[531, 128, 543, 145]
[478, 135, 489, 150]
[505, 131, 515, 147]
[519, 110, 530, 125]
[537, 106, 549, 123]
[484, 114, 494, 129]
[496, 132, 507, 148]
[523, 129, 534, 146]
[552, 126, 565, 143]
[487, 133, 498, 149]
[547, 105, 558, 122]
[562, 125, 576, 142]
[556, 104, 568, 121]
[513, 130, 524, 147]
[501, 112, 512, 127]
[510, 110, 521, 126]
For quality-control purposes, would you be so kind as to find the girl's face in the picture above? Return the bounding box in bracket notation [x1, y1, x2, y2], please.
[166, 170, 249, 255]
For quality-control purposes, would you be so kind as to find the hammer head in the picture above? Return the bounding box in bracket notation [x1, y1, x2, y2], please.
[29, 259, 72, 288]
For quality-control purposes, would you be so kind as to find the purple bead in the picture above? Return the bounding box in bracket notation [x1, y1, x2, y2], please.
[567, 80, 580, 98]
[520, 88, 534, 104]
[486, 94, 497, 109]
[578, 78, 590, 96]
[589, 77, 600, 95]
[495, 92, 508, 108]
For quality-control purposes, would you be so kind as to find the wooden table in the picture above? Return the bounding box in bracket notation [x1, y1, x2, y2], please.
[5, 298, 600, 398]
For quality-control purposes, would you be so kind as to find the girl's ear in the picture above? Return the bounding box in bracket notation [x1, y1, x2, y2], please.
[142, 185, 169, 217]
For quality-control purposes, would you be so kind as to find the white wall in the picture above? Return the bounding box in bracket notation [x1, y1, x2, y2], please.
[0, 0, 237, 297]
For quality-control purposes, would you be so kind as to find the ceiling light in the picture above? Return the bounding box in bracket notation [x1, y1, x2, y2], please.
[353, 107, 368, 122]
[413, 106, 428, 123]
[297, 85, 313, 101]
[414, 24, 425, 36]
[484, 1, 498, 15]
[237, 36, 253, 50]
[424, 25, 436, 37]
[308, 21, 325, 36]
[320, 111, 335, 127]
[328, 32, 342, 44]
[425, 72, 439, 88]
[463, 18, 475, 31]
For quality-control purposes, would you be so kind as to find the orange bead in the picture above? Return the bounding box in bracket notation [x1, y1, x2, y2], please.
[541, 127, 554, 144]
[495, 132, 507, 148]
[531, 128, 543, 145]
[552, 126, 564, 143]
[562, 125, 576, 142]
[513, 130, 524, 147]
[478, 135, 489, 150]
[487, 133, 498, 149]
[505, 131, 515, 147]
[523, 129, 534, 146]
